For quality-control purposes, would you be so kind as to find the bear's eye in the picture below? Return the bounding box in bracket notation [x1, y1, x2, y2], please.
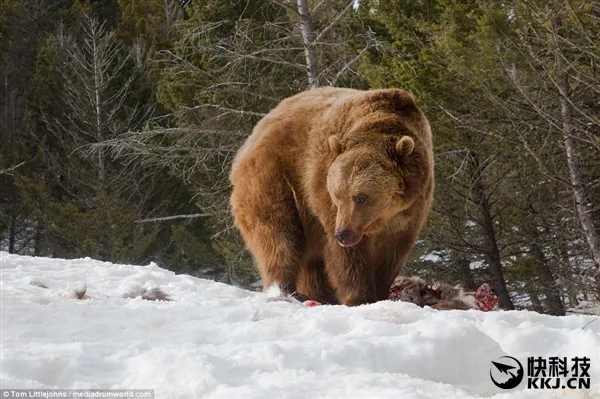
[353, 195, 368, 205]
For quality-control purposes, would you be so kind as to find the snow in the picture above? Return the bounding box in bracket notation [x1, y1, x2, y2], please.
[569, 301, 600, 317]
[419, 252, 444, 263]
[1, 252, 599, 399]
[470, 260, 486, 270]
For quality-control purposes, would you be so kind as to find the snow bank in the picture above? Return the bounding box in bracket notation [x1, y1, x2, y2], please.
[1, 252, 599, 398]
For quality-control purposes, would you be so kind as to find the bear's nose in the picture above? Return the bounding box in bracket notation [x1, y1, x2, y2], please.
[335, 229, 350, 244]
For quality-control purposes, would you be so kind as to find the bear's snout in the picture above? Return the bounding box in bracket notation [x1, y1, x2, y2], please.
[334, 229, 362, 247]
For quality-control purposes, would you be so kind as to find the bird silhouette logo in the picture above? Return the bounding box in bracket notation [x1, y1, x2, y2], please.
[490, 356, 524, 389]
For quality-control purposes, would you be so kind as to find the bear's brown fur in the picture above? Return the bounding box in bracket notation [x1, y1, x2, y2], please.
[229, 87, 434, 306]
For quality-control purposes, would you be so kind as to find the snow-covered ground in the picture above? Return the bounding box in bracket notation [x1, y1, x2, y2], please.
[1, 252, 599, 399]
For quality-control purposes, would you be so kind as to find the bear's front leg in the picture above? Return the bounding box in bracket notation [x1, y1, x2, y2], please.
[324, 240, 377, 306]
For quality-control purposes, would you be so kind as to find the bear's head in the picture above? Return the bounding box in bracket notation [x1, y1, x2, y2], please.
[326, 134, 419, 247]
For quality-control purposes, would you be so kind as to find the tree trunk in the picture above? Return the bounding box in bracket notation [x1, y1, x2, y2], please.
[34, 219, 44, 256]
[92, 29, 105, 183]
[525, 279, 544, 313]
[8, 203, 18, 254]
[568, 292, 579, 308]
[531, 241, 565, 315]
[457, 257, 476, 290]
[557, 70, 600, 274]
[555, 239, 579, 307]
[470, 152, 514, 310]
[296, 0, 320, 89]
[162, 0, 182, 40]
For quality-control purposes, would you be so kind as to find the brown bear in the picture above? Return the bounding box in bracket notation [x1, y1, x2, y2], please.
[229, 87, 434, 306]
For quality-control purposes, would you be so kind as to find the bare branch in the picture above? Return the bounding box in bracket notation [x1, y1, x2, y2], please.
[315, 1, 354, 43]
[136, 213, 211, 223]
[0, 162, 25, 175]
[182, 104, 266, 118]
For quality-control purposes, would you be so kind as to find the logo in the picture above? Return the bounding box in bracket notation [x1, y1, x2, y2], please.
[527, 356, 590, 389]
[490, 356, 524, 389]
[489, 355, 591, 390]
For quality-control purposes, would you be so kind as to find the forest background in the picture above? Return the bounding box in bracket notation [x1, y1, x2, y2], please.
[2, 0, 599, 315]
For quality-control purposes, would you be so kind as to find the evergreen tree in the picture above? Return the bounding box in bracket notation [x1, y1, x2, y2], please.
[1, 0, 597, 310]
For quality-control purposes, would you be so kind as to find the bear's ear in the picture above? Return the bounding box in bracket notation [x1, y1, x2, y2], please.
[372, 88, 417, 110]
[388, 88, 416, 105]
[328, 135, 343, 156]
[395, 136, 415, 156]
